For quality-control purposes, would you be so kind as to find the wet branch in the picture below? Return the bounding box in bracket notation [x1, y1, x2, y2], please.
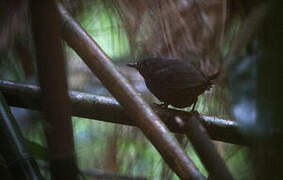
[0, 80, 246, 146]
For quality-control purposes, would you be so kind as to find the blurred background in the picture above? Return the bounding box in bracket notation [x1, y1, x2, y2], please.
[0, 0, 282, 179]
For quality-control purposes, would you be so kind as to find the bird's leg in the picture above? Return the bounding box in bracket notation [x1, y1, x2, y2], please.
[161, 102, 169, 108]
[191, 98, 197, 112]
[153, 102, 169, 109]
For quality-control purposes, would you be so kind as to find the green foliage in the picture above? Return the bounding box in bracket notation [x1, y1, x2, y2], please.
[0, 51, 25, 81]
[78, 3, 130, 59]
[226, 146, 252, 180]
[24, 139, 48, 161]
[71, 117, 210, 179]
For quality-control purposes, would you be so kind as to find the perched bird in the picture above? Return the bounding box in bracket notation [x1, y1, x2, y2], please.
[127, 57, 218, 111]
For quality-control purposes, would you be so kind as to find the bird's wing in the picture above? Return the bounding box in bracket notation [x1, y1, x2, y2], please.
[151, 62, 208, 90]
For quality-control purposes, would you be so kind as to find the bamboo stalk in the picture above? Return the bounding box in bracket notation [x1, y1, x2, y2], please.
[31, 1, 78, 179]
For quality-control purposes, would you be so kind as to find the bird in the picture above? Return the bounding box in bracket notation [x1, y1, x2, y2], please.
[127, 57, 218, 111]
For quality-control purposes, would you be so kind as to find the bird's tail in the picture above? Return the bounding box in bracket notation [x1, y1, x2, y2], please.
[208, 72, 220, 81]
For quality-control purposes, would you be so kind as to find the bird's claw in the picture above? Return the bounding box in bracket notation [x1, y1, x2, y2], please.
[190, 110, 200, 116]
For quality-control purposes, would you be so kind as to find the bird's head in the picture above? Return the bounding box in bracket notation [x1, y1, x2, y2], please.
[126, 59, 155, 78]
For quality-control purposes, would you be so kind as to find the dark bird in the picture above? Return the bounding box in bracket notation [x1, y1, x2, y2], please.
[127, 57, 218, 111]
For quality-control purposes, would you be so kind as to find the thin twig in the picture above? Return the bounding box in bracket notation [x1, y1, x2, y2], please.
[0, 92, 43, 179]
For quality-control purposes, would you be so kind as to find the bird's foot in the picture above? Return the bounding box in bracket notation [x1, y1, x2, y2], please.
[153, 102, 169, 109]
[190, 110, 200, 117]
[190, 99, 197, 112]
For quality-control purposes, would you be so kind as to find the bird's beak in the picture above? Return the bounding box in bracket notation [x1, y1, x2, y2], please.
[126, 63, 138, 69]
